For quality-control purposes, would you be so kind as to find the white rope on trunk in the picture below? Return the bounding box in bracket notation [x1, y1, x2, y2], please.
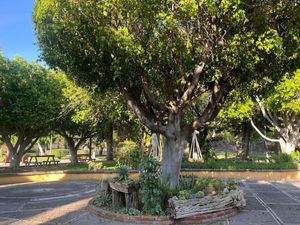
[189, 130, 203, 162]
[150, 133, 160, 160]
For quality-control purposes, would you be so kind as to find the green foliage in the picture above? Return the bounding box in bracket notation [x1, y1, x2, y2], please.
[181, 159, 298, 170]
[177, 175, 197, 191]
[34, 0, 300, 185]
[0, 54, 62, 133]
[202, 146, 217, 162]
[50, 149, 69, 159]
[266, 70, 300, 113]
[116, 140, 141, 169]
[291, 151, 300, 162]
[120, 207, 141, 216]
[138, 156, 163, 215]
[218, 92, 254, 125]
[88, 161, 104, 171]
[93, 192, 112, 207]
[170, 177, 238, 201]
[192, 178, 230, 193]
[115, 166, 130, 182]
[271, 153, 294, 163]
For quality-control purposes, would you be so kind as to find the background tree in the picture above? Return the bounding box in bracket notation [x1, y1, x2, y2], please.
[0, 53, 62, 168]
[53, 71, 98, 165]
[216, 92, 254, 159]
[251, 70, 300, 154]
[34, 0, 300, 188]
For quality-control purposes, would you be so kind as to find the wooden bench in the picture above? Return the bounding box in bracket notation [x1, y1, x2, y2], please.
[25, 155, 59, 167]
[43, 160, 60, 166]
[78, 154, 96, 163]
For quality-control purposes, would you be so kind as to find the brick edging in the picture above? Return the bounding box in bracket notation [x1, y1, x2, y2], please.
[1, 167, 299, 177]
[87, 198, 238, 225]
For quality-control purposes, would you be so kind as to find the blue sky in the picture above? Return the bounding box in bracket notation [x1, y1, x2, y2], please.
[0, 0, 39, 62]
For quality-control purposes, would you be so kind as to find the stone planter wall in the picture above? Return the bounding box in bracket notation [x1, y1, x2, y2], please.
[88, 198, 238, 225]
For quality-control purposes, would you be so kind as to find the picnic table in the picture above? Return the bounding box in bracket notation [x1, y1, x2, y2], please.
[25, 155, 59, 167]
[77, 154, 96, 163]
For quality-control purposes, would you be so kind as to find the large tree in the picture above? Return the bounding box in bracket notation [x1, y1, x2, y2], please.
[52, 71, 99, 165]
[34, 0, 300, 187]
[251, 70, 300, 154]
[0, 54, 62, 168]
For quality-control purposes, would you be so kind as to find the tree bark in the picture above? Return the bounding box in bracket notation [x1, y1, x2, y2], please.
[65, 138, 78, 165]
[9, 153, 23, 169]
[279, 138, 297, 155]
[241, 121, 251, 159]
[161, 113, 186, 189]
[106, 122, 114, 161]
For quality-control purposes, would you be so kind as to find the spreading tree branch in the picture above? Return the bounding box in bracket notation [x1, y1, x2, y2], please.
[141, 75, 167, 111]
[250, 119, 280, 143]
[255, 96, 282, 134]
[118, 83, 170, 138]
[178, 62, 205, 110]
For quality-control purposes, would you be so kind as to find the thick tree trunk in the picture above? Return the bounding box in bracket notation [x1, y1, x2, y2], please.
[65, 138, 78, 165]
[69, 147, 78, 165]
[161, 113, 186, 189]
[241, 121, 251, 159]
[9, 153, 23, 168]
[279, 138, 296, 155]
[106, 122, 114, 161]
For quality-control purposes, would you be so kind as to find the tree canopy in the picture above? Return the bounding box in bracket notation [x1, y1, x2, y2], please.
[0, 53, 62, 167]
[34, 0, 300, 187]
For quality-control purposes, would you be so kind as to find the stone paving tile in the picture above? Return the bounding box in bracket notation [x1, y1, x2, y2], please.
[0, 217, 20, 225]
[247, 183, 280, 192]
[271, 182, 300, 192]
[21, 196, 92, 210]
[0, 209, 47, 221]
[69, 212, 151, 225]
[243, 190, 255, 198]
[286, 191, 300, 200]
[45, 210, 88, 224]
[268, 203, 300, 224]
[227, 210, 278, 225]
[0, 181, 96, 198]
[244, 197, 265, 211]
[0, 202, 24, 212]
[257, 191, 298, 204]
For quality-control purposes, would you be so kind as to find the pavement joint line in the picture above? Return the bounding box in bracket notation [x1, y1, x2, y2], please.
[240, 209, 268, 212]
[271, 183, 300, 204]
[31, 189, 95, 201]
[254, 193, 283, 225]
[243, 181, 282, 225]
[265, 202, 300, 205]
[0, 208, 47, 214]
[18, 201, 28, 211]
[62, 211, 90, 225]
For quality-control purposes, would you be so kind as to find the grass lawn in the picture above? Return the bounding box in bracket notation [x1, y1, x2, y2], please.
[0, 160, 118, 173]
[181, 159, 300, 170]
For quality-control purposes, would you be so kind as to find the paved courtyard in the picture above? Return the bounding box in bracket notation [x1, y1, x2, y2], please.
[0, 179, 299, 225]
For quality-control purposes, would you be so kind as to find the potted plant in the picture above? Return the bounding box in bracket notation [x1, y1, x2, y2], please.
[109, 166, 139, 208]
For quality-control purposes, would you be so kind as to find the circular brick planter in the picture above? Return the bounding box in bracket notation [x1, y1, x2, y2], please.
[87, 198, 238, 225]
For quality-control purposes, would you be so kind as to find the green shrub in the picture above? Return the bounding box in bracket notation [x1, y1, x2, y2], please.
[115, 166, 130, 182]
[202, 143, 217, 162]
[50, 149, 69, 159]
[116, 140, 141, 169]
[93, 192, 112, 207]
[138, 156, 163, 215]
[120, 207, 141, 216]
[271, 153, 293, 163]
[88, 161, 104, 171]
[291, 151, 300, 162]
[178, 175, 197, 191]
[181, 158, 298, 170]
